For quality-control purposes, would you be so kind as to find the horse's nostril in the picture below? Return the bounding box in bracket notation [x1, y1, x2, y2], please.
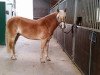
[60, 22, 65, 28]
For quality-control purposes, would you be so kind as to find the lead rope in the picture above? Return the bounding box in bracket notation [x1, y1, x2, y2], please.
[63, 25, 74, 34]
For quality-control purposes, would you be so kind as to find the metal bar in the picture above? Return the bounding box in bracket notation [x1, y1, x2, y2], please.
[72, 0, 78, 61]
[85, 0, 89, 27]
[90, 0, 92, 28]
[92, 0, 94, 28]
[91, 0, 93, 28]
[77, 25, 100, 33]
[74, 0, 78, 24]
[89, 31, 96, 75]
[96, 0, 98, 29]
[63, 0, 67, 50]
[94, 0, 96, 29]
[87, 0, 90, 27]
[89, 31, 92, 75]
[83, 0, 88, 27]
[50, 0, 64, 9]
[98, 0, 100, 29]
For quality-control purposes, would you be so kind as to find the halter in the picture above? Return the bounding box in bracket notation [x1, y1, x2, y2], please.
[57, 0, 67, 29]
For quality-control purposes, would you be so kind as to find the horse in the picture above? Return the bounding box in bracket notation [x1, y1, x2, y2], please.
[6, 9, 67, 63]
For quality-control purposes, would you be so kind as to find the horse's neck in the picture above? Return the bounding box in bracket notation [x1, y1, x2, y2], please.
[50, 13, 60, 33]
[45, 12, 60, 33]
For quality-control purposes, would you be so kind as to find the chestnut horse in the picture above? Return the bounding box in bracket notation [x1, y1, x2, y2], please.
[6, 9, 66, 63]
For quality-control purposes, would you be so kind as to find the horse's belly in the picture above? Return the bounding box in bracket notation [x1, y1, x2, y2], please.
[22, 32, 48, 40]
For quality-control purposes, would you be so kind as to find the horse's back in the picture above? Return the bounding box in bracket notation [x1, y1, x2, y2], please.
[7, 17, 36, 25]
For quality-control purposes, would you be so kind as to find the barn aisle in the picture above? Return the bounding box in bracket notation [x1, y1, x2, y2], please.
[0, 36, 82, 75]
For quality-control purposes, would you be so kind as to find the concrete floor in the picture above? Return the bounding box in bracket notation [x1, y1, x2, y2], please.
[0, 36, 82, 75]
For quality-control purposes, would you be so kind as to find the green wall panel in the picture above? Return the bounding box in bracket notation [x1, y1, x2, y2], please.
[0, 2, 6, 45]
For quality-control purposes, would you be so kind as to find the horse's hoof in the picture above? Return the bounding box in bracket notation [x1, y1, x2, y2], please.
[47, 57, 51, 61]
[41, 61, 46, 63]
[11, 56, 17, 60]
[40, 58, 46, 63]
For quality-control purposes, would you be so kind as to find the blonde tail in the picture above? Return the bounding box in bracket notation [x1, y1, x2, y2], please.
[5, 23, 11, 53]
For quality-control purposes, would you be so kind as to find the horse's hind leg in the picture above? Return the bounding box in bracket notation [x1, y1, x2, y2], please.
[11, 33, 20, 60]
[40, 39, 50, 63]
[45, 42, 51, 61]
[6, 33, 20, 60]
[9, 36, 16, 60]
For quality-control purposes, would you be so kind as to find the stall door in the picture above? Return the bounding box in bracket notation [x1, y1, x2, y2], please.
[0, 2, 6, 45]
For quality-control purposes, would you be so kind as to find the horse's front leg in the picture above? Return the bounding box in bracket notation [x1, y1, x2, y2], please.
[40, 39, 50, 63]
[45, 42, 51, 61]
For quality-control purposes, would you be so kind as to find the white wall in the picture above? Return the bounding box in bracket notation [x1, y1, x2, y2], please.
[0, 0, 13, 3]
[16, 0, 33, 19]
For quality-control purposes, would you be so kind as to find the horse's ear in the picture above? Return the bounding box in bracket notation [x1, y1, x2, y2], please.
[64, 8, 66, 12]
[57, 9, 59, 12]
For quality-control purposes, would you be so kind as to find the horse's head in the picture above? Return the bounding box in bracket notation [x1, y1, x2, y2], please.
[56, 9, 66, 28]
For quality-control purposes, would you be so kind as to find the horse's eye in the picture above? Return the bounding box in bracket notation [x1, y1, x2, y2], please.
[58, 17, 59, 19]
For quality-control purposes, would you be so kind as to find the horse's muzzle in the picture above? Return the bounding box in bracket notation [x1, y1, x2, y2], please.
[60, 22, 66, 29]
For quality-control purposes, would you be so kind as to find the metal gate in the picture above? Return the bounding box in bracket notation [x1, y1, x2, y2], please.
[50, 0, 100, 75]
